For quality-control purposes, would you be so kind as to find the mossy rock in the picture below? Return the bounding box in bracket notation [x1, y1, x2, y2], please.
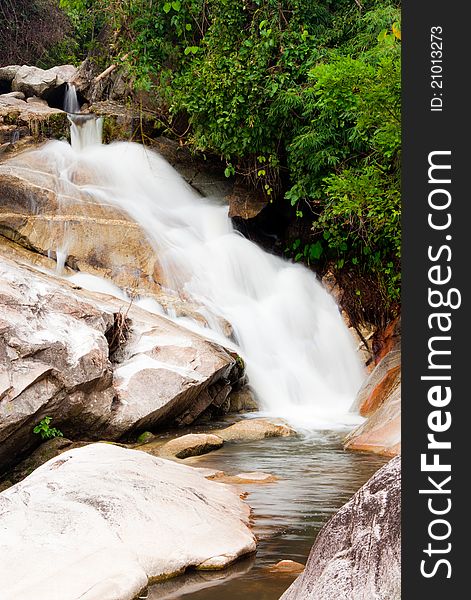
[89, 100, 163, 143]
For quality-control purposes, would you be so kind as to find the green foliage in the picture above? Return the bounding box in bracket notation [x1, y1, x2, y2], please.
[284, 22, 401, 301]
[33, 417, 64, 441]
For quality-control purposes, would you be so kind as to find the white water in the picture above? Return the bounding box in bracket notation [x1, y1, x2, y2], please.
[64, 83, 81, 114]
[33, 117, 365, 429]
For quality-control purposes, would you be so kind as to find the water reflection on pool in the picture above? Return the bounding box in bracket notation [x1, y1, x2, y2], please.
[146, 430, 387, 600]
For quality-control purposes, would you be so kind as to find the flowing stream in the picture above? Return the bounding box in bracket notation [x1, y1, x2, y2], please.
[145, 429, 387, 600]
[36, 111, 364, 430]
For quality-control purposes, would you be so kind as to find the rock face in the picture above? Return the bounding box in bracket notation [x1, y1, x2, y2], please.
[0, 256, 241, 472]
[0, 155, 161, 294]
[0, 443, 256, 600]
[214, 472, 279, 485]
[345, 348, 401, 457]
[280, 456, 401, 600]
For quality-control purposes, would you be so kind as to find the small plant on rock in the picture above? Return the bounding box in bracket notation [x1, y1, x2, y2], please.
[33, 416, 64, 440]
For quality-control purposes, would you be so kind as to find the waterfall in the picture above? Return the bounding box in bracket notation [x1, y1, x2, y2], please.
[69, 115, 103, 151]
[20, 122, 365, 429]
[63, 83, 81, 114]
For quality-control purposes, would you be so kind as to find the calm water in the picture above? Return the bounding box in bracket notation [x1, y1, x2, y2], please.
[145, 429, 387, 600]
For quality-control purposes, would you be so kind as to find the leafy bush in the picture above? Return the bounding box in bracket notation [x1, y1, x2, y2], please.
[33, 416, 64, 441]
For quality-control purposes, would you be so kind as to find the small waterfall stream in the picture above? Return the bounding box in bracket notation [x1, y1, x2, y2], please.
[26, 111, 365, 430]
[63, 83, 81, 114]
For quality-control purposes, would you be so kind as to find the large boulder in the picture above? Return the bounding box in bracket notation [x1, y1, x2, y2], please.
[344, 348, 400, 456]
[0, 443, 256, 600]
[0, 256, 240, 473]
[11, 65, 77, 99]
[280, 456, 401, 600]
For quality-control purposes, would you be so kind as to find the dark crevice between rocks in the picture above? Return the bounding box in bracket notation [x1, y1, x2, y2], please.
[105, 311, 132, 363]
[44, 83, 86, 112]
[0, 80, 12, 94]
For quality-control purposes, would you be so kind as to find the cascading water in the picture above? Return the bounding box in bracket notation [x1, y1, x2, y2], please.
[64, 83, 81, 114]
[17, 118, 365, 429]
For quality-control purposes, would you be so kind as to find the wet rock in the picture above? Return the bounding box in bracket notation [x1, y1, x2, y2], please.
[353, 349, 400, 417]
[148, 433, 224, 459]
[150, 136, 234, 198]
[146, 555, 255, 599]
[193, 466, 226, 480]
[0, 257, 240, 472]
[0, 153, 232, 330]
[228, 386, 258, 413]
[214, 472, 279, 484]
[280, 456, 401, 600]
[215, 418, 296, 442]
[267, 560, 305, 574]
[136, 431, 155, 444]
[373, 316, 401, 361]
[227, 181, 268, 220]
[0, 155, 161, 293]
[88, 100, 160, 142]
[0, 443, 256, 600]
[0, 94, 68, 147]
[345, 348, 401, 457]
[321, 271, 375, 367]
[0, 236, 74, 275]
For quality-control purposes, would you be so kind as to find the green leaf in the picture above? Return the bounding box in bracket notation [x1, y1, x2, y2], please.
[224, 164, 235, 178]
[163, 2, 171, 14]
[171, 1, 181, 11]
[309, 241, 323, 260]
